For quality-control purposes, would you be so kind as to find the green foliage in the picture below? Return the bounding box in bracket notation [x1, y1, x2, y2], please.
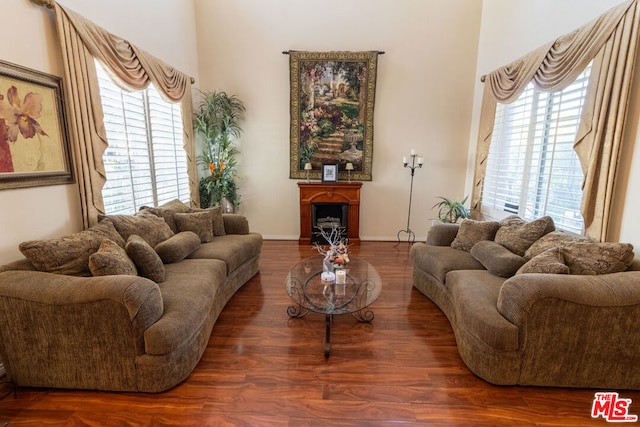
[432, 196, 471, 223]
[194, 90, 245, 208]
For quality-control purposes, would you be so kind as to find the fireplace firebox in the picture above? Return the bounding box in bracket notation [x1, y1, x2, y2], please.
[311, 202, 348, 244]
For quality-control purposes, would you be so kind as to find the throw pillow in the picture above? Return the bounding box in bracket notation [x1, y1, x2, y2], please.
[89, 239, 137, 277]
[125, 235, 166, 283]
[470, 240, 526, 278]
[101, 211, 174, 247]
[154, 231, 201, 264]
[494, 215, 555, 257]
[190, 207, 226, 236]
[174, 211, 214, 243]
[562, 241, 634, 275]
[450, 219, 500, 252]
[516, 247, 569, 275]
[19, 218, 124, 276]
[139, 199, 191, 234]
[524, 230, 592, 260]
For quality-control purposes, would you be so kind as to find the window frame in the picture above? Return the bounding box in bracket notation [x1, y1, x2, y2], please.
[480, 65, 592, 235]
[95, 62, 190, 215]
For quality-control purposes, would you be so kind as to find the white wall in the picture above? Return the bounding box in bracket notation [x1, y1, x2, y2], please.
[468, 0, 640, 248]
[194, 0, 482, 241]
[0, 0, 199, 263]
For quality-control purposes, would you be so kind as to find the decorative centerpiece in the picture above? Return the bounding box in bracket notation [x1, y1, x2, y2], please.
[315, 226, 350, 276]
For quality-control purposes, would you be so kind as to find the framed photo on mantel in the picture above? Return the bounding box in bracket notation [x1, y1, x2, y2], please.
[322, 163, 338, 182]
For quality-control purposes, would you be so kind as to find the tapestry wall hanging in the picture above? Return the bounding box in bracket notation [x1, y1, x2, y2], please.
[289, 51, 378, 181]
[0, 59, 73, 189]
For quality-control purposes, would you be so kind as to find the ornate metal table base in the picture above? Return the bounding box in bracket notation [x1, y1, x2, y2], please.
[286, 260, 380, 358]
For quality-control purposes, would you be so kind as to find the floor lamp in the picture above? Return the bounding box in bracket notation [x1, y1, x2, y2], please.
[396, 149, 423, 244]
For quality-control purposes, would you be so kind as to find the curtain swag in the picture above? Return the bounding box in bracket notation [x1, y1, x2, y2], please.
[33, 0, 198, 227]
[473, 0, 640, 241]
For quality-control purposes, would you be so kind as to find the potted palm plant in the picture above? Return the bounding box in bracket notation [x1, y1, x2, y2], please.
[432, 196, 471, 223]
[194, 91, 246, 211]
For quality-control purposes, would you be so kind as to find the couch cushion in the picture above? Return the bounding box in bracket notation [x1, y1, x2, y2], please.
[143, 259, 227, 355]
[126, 235, 166, 283]
[187, 233, 263, 274]
[450, 219, 500, 252]
[102, 211, 174, 247]
[411, 244, 485, 284]
[190, 207, 226, 236]
[174, 212, 214, 243]
[139, 199, 191, 234]
[494, 215, 555, 257]
[516, 247, 569, 275]
[89, 239, 137, 277]
[470, 240, 526, 278]
[18, 218, 125, 276]
[563, 241, 634, 275]
[447, 270, 518, 351]
[154, 231, 201, 264]
[523, 230, 590, 260]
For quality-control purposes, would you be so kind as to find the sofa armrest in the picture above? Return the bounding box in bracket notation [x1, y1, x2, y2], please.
[223, 214, 250, 235]
[426, 223, 460, 246]
[497, 271, 640, 387]
[497, 272, 640, 325]
[0, 271, 163, 390]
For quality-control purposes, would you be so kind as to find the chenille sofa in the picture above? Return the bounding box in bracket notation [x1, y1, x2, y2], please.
[0, 200, 262, 393]
[411, 215, 640, 390]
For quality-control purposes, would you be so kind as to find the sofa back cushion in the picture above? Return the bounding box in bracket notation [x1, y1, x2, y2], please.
[19, 218, 124, 276]
[494, 215, 555, 257]
[101, 211, 174, 248]
[524, 230, 590, 260]
[450, 219, 500, 252]
[139, 199, 191, 234]
[516, 247, 570, 275]
[563, 241, 634, 275]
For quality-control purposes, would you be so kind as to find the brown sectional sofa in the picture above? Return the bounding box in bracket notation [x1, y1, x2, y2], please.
[411, 216, 640, 389]
[0, 200, 262, 392]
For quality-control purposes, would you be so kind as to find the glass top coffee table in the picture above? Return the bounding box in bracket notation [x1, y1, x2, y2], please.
[286, 256, 382, 357]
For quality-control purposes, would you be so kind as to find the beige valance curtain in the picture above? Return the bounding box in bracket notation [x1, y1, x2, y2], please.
[472, 0, 640, 241]
[38, 1, 198, 228]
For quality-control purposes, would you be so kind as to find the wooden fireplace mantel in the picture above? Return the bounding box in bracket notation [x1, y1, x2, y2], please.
[298, 182, 362, 245]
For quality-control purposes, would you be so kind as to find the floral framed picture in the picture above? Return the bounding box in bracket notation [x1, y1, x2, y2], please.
[289, 51, 378, 181]
[0, 60, 73, 189]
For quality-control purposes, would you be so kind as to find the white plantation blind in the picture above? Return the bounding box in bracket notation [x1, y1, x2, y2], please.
[482, 65, 591, 234]
[96, 62, 189, 214]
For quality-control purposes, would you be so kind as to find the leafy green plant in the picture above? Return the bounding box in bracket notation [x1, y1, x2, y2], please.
[432, 196, 471, 223]
[194, 91, 245, 209]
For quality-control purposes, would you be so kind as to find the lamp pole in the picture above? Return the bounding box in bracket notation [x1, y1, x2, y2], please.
[396, 150, 423, 244]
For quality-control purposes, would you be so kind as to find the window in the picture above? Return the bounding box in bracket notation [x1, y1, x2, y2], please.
[96, 62, 189, 214]
[481, 65, 592, 234]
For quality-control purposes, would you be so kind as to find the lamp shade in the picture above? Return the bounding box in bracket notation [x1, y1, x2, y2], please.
[345, 163, 354, 171]
[304, 162, 312, 170]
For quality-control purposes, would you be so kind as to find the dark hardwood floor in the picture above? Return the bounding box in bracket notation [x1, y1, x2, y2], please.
[1, 240, 640, 426]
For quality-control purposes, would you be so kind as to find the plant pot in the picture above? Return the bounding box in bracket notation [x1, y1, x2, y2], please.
[221, 197, 234, 214]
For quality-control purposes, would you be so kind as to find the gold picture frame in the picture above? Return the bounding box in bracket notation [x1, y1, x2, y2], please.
[0, 60, 73, 189]
[289, 51, 378, 181]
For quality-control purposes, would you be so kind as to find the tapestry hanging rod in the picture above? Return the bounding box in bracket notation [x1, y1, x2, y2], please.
[282, 51, 385, 55]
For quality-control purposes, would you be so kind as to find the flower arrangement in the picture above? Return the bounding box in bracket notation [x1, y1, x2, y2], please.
[315, 226, 349, 270]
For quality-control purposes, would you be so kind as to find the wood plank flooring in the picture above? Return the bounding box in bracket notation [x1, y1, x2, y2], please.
[2, 240, 640, 425]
